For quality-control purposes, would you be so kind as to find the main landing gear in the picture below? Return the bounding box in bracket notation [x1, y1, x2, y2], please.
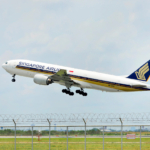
[62, 89, 74, 96]
[12, 74, 16, 82]
[62, 88, 88, 96]
[76, 88, 87, 96]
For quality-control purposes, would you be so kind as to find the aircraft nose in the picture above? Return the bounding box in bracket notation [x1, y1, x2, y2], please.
[2, 63, 6, 69]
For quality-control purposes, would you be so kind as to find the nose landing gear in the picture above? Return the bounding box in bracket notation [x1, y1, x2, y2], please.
[12, 74, 16, 82]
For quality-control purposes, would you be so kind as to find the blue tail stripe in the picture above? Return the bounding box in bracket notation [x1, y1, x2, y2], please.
[127, 60, 150, 82]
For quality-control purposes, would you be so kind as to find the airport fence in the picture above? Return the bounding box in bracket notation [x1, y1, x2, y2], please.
[0, 124, 150, 150]
[0, 113, 150, 149]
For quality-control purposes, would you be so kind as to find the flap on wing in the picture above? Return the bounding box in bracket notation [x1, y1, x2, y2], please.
[51, 69, 70, 81]
[50, 69, 80, 88]
[54, 69, 67, 76]
[131, 84, 147, 88]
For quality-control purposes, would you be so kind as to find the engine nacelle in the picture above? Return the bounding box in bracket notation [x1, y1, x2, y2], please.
[34, 74, 53, 85]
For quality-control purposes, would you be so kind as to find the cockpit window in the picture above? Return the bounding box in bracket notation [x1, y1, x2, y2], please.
[5, 62, 8, 64]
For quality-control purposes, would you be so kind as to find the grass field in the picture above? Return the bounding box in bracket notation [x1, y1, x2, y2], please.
[0, 138, 149, 150]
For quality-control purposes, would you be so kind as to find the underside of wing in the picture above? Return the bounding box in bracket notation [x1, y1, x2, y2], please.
[50, 69, 80, 88]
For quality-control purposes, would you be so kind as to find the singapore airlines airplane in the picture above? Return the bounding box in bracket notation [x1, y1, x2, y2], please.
[2, 60, 150, 96]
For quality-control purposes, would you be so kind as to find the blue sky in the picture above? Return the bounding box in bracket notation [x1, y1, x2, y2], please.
[0, 0, 150, 115]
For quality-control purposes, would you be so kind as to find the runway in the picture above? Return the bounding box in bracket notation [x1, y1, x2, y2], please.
[0, 136, 149, 138]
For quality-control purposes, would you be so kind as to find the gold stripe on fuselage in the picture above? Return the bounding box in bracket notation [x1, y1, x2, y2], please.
[16, 66, 147, 92]
[70, 77, 142, 91]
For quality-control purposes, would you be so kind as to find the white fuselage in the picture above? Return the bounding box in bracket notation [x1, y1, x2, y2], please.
[2, 59, 150, 92]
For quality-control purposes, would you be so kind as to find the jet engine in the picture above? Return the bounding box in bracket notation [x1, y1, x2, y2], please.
[34, 74, 53, 85]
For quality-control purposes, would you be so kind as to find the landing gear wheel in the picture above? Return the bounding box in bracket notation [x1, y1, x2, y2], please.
[76, 90, 80, 93]
[62, 89, 67, 93]
[12, 79, 16, 82]
[69, 92, 74, 96]
[66, 91, 70, 94]
[83, 93, 87, 96]
[12, 74, 16, 82]
[79, 91, 84, 95]
[76, 89, 88, 96]
[62, 89, 74, 96]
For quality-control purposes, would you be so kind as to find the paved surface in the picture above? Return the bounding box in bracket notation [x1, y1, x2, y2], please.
[0, 136, 149, 138]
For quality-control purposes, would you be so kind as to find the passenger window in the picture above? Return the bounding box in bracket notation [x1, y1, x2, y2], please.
[5, 62, 8, 64]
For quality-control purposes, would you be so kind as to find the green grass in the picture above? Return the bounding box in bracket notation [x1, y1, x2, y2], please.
[0, 138, 149, 150]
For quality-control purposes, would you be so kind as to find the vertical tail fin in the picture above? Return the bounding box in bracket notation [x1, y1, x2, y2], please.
[127, 60, 150, 82]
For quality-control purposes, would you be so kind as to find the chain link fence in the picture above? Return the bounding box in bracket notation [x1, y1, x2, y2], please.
[0, 125, 149, 150]
[0, 113, 149, 149]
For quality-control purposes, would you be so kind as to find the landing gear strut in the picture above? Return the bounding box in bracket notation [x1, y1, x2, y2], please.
[76, 88, 87, 96]
[62, 89, 74, 96]
[12, 74, 16, 82]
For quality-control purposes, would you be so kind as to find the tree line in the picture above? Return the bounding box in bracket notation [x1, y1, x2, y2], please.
[0, 128, 149, 136]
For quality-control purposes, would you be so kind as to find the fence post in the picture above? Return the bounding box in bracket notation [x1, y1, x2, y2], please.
[47, 119, 51, 150]
[140, 126, 141, 150]
[103, 126, 104, 150]
[83, 118, 86, 150]
[67, 126, 68, 150]
[119, 118, 123, 150]
[32, 126, 33, 150]
[13, 119, 16, 150]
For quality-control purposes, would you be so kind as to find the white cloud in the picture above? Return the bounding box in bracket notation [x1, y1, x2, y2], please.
[129, 13, 136, 22]
[46, 34, 72, 53]
[10, 32, 51, 48]
[0, 51, 13, 65]
[21, 84, 36, 95]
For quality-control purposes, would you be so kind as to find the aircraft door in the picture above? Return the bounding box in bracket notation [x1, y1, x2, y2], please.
[12, 61, 18, 69]
[12, 62, 16, 68]
[11, 61, 19, 75]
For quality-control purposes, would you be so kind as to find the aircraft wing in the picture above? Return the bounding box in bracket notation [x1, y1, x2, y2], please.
[50, 69, 79, 88]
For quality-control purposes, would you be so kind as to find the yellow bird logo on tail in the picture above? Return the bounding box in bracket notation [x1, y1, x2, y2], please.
[135, 63, 149, 81]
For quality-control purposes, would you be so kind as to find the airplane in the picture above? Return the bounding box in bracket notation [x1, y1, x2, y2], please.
[2, 59, 150, 96]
